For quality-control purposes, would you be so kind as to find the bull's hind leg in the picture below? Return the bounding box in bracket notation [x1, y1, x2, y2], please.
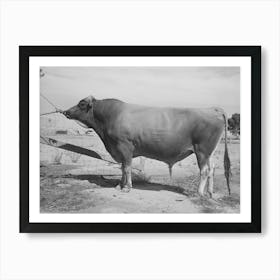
[194, 145, 210, 196]
[198, 164, 209, 197]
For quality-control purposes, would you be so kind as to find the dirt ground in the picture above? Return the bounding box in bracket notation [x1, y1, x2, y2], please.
[40, 134, 240, 214]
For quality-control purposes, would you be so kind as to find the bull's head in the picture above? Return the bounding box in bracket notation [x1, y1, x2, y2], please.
[63, 96, 96, 127]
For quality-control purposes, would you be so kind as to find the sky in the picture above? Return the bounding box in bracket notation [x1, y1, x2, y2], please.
[40, 67, 240, 116]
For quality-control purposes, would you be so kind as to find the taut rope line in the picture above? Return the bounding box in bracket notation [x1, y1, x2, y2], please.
[40, 93, 63, 116]
[40, 111, 59, 116]
[41, 93, 62, 112]
[40, 93, 89, 129]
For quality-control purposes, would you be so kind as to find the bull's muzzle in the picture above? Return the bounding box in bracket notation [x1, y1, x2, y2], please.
[63, 110, 72, 119]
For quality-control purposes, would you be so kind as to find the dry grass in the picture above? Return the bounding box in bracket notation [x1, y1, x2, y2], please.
[40, 134, 240, 213]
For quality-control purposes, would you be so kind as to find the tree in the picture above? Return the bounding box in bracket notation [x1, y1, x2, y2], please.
[228, 113, 240, 135]
[40, 68, 45, 78]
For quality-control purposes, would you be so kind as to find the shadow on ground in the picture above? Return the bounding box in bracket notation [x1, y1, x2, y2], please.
[59, 172, 239, 213]
[61, 173, 192, 197]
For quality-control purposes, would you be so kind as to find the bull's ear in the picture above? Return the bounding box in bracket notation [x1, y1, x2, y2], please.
[86, 95, 96, 112]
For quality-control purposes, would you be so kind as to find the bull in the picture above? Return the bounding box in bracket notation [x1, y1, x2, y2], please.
[64, 96, 231, 197]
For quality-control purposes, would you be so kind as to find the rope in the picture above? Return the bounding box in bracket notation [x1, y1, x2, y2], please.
[40, 92, 89, 130]
[40, 135, 117, 166]
[41, 93, 60, 111]
[39, 93, 143, 172]
[40, 92, 63, 116]
[40, 111, 59, 116]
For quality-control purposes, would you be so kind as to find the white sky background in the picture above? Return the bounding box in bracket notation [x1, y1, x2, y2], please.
[40, 67, 240, 116]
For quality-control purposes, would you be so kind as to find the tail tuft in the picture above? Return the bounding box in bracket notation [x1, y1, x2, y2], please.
[224, 146, 231, 195]
[222, 113, 232, 195]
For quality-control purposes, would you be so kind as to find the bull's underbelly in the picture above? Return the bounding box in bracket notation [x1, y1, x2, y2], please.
[133, 142, 194, 165]
[103, 134, 194, 165]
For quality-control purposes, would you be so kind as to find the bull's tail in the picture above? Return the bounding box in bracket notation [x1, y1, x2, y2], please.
[222, 113, 231, 195]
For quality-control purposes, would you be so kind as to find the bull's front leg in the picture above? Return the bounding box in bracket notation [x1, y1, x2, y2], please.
[115, 162, 132, 192]
[114, 141, 134, 192]
[121, 162, 132, 192]
[115, 164, 124, 191]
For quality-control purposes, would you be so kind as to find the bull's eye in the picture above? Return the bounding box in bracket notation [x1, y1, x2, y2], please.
[78, 102, 87, 109]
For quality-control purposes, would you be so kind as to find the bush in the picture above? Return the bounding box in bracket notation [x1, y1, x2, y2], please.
[66, 151, 81, 163]
[53, 151, 63, 164]
[228, 113, 240, 136]
[131, 170, 151, 183]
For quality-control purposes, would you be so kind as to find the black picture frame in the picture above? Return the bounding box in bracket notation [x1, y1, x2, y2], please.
[20, 46, 261, 233]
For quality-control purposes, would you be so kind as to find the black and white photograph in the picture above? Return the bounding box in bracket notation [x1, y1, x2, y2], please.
[19, 46, 260, 233]
[40, 66, 240, 214]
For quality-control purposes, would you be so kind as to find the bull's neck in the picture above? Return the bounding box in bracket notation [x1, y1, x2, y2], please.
[89, 117, 105, 139]
[87, 101, 108, 139]
[87, 99, 123, 139]
[93, 99, 121, 121]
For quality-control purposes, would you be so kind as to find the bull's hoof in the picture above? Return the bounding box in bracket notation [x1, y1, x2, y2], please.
[208, 193, 219, 201]
[115, 184, 122, 191]
[207, 191, 213, 198]
[121, 186, 131, 193]
[198, 191, 206, 198]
